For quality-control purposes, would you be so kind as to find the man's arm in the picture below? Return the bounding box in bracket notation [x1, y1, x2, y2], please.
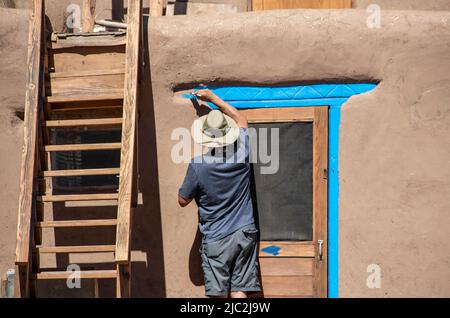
[178, 195, 192, 207]
[193, 89, 248, 128]
[179, 164, 198, 207]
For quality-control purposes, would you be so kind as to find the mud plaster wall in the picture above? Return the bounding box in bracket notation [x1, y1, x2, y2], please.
[0, 8, 29, 288]
[148, 9, 450, 297]
[0, 7, 449, 297]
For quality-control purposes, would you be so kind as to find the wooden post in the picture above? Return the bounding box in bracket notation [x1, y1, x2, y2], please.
[150, 0, 164, 16]
[14, 0, 44, 297]
[82, 0, 96, 32]
[116, 263, 131, 298]
[115, 0, 142, 297]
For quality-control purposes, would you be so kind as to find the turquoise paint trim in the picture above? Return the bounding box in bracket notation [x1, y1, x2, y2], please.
[184, 83, 377, 298]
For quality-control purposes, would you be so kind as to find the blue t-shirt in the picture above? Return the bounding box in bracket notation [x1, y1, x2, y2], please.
[179, 128, 255, 242]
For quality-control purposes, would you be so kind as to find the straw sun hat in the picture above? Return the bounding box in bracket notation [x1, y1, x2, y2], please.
[191, 110, 240, 148]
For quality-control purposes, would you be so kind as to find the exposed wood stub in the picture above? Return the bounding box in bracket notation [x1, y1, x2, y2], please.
[82, 0, 96, 32]
[150, 0, 164, 16]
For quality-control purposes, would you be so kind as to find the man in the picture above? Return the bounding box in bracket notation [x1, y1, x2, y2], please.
[178, 89, 260, 298]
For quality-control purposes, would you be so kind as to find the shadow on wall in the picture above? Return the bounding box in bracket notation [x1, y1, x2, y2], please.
[42, 15, 166, 297]
[130, 14, 166, 297]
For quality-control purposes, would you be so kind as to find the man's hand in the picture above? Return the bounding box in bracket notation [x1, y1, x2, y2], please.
[192, 89, 219, 103]
[193, 89, 248, 128]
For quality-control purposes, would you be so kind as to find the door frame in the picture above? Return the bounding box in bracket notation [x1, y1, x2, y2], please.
[242, 106, 328, 297]
[183, 83, 378, 297]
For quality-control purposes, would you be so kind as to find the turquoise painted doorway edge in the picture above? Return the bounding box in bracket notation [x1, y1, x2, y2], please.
[183, 83, 378, 297]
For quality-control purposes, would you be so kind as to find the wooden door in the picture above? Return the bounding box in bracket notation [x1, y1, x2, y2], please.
[242, 107, 328, 298]
[252, 0, 352, 10]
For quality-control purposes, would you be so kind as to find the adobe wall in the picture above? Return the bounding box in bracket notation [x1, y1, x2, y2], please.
[147, 9, 450, 297]
[0, 8, 29, 290]
[0, 7, 449, 297]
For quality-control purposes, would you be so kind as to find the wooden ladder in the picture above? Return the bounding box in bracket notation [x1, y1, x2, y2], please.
[14, 0, 142, 297]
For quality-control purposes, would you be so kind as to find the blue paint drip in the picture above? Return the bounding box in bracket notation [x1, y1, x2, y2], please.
[261, 245, 281, 256]
[180, 83, 378, 298]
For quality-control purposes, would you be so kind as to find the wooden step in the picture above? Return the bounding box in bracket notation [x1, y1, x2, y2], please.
[46, 93, 123, 104]
[37, 193, 119, 202]
[44, 142, 121, 152]
[32, 270, 117, 280]
[44, 118, 122, 127]
[36, 219, 117, 228]
[40, 168, 120, 177]
[48, 69, 125, 79]
[36, 245, 116, 253]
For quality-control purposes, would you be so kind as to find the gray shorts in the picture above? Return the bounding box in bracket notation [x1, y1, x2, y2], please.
[200, 224, 261, 297]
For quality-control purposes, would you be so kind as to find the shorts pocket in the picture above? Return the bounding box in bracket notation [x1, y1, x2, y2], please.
[204, 241, 222, 258]
[242, 227, 258, 243]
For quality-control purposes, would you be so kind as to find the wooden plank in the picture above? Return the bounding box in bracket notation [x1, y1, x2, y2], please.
[36, 245, 116, 253]
[36, 219, 117, 228]
[255, 0, 352, 10]
[44, 142, 121, 152]
[15, 0, 44, 268]
[33, 270, 117, 279]
[48, 99, 123, 112]
[44, 118, 122, 127]
[50, 46, 125, 73]
[259, 258, 314, 276]
[50, 35, 126, 49]
[259, 242, 315, 257]
[115, 0, 142, 264]
[40, 168, 120, 177]
[49, 68, 125, 79]
[37, 193, 119, 202]
[82, 0, 96, 32]
[252, 0, 264, 10]
[241, 107, 314, 123]
[150, 0, 164, 16]
[260, 276, 314, 296]
[47, 74, 125, 98]
[313, 106, 328, 297]
[46, 92, 124, 104]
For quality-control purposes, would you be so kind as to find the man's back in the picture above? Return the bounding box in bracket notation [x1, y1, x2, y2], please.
[179, 128, 255, 242]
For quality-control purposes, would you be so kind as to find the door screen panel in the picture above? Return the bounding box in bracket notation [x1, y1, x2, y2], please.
[250, 122, 313, 241]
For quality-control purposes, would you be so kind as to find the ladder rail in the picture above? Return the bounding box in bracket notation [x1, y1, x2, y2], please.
[115, 0, 142, 297]
[14, 0, 45, 298]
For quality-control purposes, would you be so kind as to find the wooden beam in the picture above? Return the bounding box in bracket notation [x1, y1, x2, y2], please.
[14, 264, 30, 298]
[252, 0, 264, 10]
[46, 92, 124, 104]
[44, 118, 122, 127]
[33, 270, 117, 280]
[40, 167, 120, 177]
[82, 0, 96, 32]
[15, 0, 44, 270]
[253, 0, 352, 10]
[44, 142, 121, 152]
[36, 219, 117, 228]
[115, 0, 142, 264]
[116, 263, 131, 298]
[36, 245, 116, 253]
[37, 193, 119, 202]
[150, 0, 164, 16]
